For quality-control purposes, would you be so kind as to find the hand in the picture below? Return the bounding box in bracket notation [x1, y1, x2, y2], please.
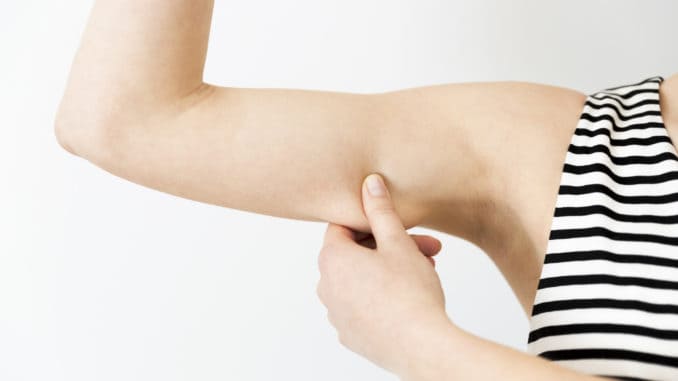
[316, 173, 455, 375]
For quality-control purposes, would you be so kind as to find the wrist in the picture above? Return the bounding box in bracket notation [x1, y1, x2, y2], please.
[394, 311, 461, 380]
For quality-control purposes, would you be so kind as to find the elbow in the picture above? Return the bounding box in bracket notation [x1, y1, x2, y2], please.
[54, 112, 78, 156]
[53, 99, 116, 164]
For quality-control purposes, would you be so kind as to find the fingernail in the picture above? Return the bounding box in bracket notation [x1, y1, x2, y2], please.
[365, 174, 386, 197]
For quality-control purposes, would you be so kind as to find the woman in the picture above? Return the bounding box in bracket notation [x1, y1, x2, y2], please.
[55, 1, 678, 379]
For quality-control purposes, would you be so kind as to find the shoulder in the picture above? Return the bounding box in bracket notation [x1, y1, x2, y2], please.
[470, 81, 587, 260]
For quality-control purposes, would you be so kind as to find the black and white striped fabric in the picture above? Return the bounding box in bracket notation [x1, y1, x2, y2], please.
[527, 76, 678, 381]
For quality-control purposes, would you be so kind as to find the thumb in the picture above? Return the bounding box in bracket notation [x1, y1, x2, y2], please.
[361, 173, 417, 252]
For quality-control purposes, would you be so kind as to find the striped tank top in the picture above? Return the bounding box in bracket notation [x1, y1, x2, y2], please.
[527, 76, 678, 381]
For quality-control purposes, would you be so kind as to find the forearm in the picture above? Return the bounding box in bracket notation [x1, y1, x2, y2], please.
[55, 0, 214, 156]
[397, 319, 612, 381]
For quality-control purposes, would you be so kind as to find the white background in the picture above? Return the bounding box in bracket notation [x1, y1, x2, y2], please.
[2, 1, 678, 380]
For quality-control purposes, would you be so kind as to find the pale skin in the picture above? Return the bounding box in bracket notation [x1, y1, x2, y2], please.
[54, 0, 678, 379]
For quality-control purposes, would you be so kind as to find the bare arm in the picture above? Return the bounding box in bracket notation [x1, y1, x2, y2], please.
[54, 0, 586, 250]
[54, 0, 481, 238]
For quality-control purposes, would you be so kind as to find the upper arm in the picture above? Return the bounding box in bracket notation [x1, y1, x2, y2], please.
[57, 78, 585, 248]
[57, 82, 494, 240]
[61, 84, 426, 234]
[55, 1, 587, 257]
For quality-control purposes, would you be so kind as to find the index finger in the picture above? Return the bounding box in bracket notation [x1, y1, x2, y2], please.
[322, 222, 357, 248]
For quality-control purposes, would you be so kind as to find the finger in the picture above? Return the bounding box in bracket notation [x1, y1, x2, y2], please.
[358, 234, 442, 256]
[411, 235, 442, 257]
[322, 222, 356, 249]
[361, 173, 416, 251]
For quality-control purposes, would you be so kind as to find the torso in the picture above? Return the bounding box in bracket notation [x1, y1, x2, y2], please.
[475, 73, 678, 318]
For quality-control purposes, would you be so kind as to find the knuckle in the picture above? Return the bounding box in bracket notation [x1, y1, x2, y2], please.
[320, 241, 342, 256]
[317, 248, 334, 273]
[318, 247, 333, 273]
[368, 204, 395, 217]
[318, 244, 347, 273]
[319, 241, 333, 255]
[379, 231, 410, 249]
[381, 229, 402, 242]
[317, 252, 327, 273]
[316, 282, 325, 301]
